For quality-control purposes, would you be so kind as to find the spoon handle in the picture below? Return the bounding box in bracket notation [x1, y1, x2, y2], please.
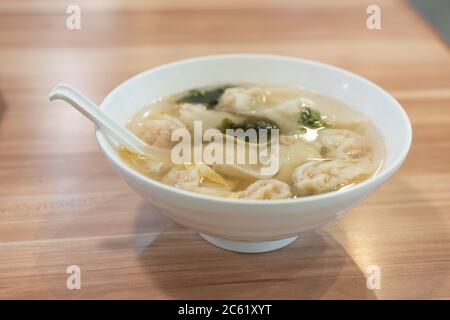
[49, 83, 149, 154]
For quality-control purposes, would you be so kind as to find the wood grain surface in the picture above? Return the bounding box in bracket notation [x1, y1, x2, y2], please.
[0, 0, 449, 299]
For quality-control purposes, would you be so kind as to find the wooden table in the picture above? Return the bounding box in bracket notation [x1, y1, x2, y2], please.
[0, 0, 449, 299]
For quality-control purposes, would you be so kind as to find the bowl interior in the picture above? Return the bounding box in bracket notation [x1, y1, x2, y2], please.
[98, 54, 411, 180]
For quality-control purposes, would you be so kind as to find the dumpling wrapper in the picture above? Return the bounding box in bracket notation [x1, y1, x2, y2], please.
[209, 136, 271, 180]
[275, 141, 322, 183]
[179, 103, 245, 131]
[208, 135, 322, 183]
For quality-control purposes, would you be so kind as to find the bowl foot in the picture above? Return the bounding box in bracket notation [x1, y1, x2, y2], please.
[199, 233, 298, 253]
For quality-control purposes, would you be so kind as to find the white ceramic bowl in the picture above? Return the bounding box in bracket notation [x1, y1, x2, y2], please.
[96, 54, 412, 253]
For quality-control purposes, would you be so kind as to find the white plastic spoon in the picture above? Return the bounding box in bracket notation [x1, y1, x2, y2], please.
[49, 83, 171, 161]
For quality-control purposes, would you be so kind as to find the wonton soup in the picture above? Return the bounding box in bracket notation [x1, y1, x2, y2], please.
[120, 84, 384, 200]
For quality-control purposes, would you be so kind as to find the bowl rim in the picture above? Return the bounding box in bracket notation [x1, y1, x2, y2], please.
[95, 53, 412, 206]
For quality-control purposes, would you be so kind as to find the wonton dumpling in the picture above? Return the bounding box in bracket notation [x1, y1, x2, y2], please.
[319, 129, 370, 160]
[219, 90, 315, 134]
[275, 141, 322, 183]
[179, 103, 245, 131]
[162, 167, 201, 189]
[209, 137, 321, 183]
[260, 98, 303, 134]
[259, 97, 318, 134]
[236, 179, 292, 200]
[128, 115, 185, 149]
[217, 87, 267, 115]
[292, 159, 372, 196]
[209, 137, 272, 179]
[162, 166, 231, 197]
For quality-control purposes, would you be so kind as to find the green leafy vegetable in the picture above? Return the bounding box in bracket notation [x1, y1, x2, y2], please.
[220, 118, 238, 132]
[176, 85, 233, 109]
[220, 118, 279, 142]
[299, 107, 327, 129]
